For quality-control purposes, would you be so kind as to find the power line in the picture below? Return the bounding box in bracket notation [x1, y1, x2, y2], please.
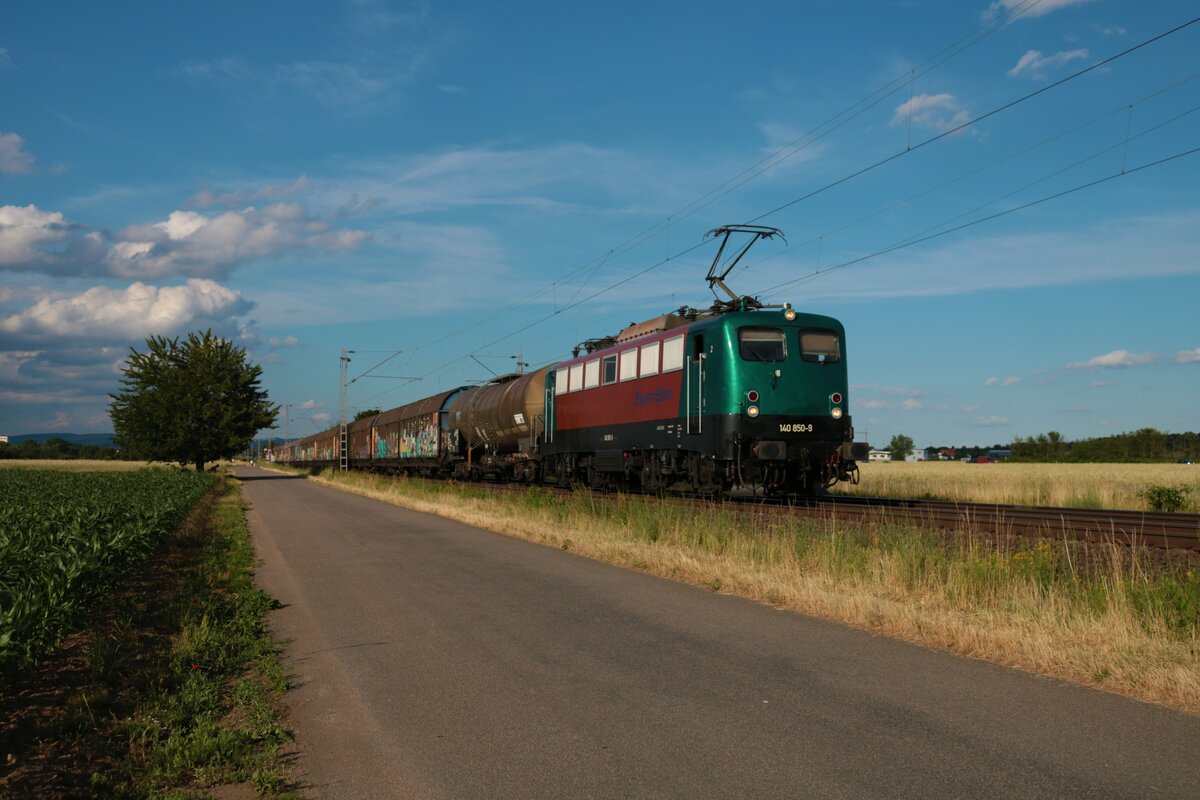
[353, 10, 1199, 408]
[468, 15, 1199, 357]
[888, 102, 1200, 250]
[723, 70, 1200, 282]
[746, 14, 1200, 224]
[754, 146, 1200, 297]
[371, 0, 1049, 364]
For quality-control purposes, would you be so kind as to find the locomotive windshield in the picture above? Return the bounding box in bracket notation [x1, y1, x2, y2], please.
[738, 327, 787, 362]
[800, 329, 841, 363]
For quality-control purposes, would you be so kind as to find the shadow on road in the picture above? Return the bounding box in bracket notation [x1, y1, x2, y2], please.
[232, 473, 306, 482]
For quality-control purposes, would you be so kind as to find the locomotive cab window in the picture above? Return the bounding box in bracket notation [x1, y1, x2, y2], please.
[738, 327, 787, 362]
[800, 329, 841, 363]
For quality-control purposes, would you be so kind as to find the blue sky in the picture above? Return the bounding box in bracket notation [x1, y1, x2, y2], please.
[2, 0, 1198, 449]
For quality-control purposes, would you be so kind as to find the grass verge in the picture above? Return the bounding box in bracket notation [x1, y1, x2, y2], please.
[301, 468, 1200, 715]
[0, 476, 295, 798]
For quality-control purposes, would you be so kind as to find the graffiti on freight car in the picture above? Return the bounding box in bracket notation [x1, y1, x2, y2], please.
[374, 429, 389, 458]
[399, 415, 439, 458]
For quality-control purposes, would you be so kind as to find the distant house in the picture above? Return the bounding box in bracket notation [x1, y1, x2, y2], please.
[905, 449, 928, 462]
[988, 449, 1012, 461]
[0, 434, 7, 444]
[937, 447, 957, 460]
[868, 450, 892, 462]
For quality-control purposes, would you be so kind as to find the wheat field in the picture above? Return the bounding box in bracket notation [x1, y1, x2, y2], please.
[836, 461, 1200, 510]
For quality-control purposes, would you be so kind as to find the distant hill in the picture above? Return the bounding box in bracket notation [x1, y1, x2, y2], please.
[6, 432, 116, 448]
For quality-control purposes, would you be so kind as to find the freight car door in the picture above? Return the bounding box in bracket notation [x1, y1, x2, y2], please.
[686, 334, 705, 434]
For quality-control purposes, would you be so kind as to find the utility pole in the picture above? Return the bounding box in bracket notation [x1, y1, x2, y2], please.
[339, 349, 354, 470]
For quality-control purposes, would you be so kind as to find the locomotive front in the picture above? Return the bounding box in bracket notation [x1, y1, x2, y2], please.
[703, 308, 867, 492]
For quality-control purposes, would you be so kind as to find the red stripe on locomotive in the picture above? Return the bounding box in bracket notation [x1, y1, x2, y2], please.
[554, 326, 690, 431]
[556, 371, 684, 430]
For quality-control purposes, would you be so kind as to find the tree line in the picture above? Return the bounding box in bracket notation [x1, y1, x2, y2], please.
[0, 438, 125, 461]
[1009, 428, 1198, 462]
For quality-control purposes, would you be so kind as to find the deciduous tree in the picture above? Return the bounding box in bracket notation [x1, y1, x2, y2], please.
[110, 330, 278, 471]
[888, 434, 915, 462]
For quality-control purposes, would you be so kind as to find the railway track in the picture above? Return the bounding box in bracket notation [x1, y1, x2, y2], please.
[445, 479, 1200, 552]
[811, 495, 1200, 552]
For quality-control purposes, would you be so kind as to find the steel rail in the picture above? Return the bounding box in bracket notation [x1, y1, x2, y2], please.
[805, 495, 1200, 551]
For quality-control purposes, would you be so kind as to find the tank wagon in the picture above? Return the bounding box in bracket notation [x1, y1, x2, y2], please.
[274, 226, 868, 495]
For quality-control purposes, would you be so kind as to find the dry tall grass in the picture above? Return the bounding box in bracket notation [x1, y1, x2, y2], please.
[837, 461, 1200, 510]
[301, 469, 1200, 715]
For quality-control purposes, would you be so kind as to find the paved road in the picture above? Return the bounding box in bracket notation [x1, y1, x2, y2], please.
[235, 467, 1200, 799]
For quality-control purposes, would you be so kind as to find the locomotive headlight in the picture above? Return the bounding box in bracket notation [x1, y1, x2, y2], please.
[747, 405, 760, 418]
[831, 407, 844, 419]
[783, 308, 797, 321]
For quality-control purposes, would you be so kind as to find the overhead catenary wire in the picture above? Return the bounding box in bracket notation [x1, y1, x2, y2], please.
[477, 97, 1200, 383]
[354, 11, 1200, 408]
[753, 146, 1200, 297]
[886, 103, 1200, 250]
[745, 13, 1200, 225]
[721, 70, 1200, 283]
[362, 145, 1200, 407]
[534, 122, 1200, 372]
[372, 0, 1050, 364]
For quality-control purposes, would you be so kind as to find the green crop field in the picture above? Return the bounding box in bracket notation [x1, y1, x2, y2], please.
[0, 468, 217, 674]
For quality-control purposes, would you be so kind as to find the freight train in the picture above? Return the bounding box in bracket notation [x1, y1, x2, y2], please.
[272, 226, 869, 496]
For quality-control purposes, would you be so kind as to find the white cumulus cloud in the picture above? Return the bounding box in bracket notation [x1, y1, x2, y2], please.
[1175, 347, 1200, 364]
[890, 93, 970, 134]
[983, 0, 1096, 22]
[0, 132, 36, 174]
[107, 204, 368, 279]
[3, 194, 369, 279]
[0, 205, 69, 266]
[1008, 49, 1089, 80]
[1065, 350, 1159, 369]
[0, 279, 254, 345]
